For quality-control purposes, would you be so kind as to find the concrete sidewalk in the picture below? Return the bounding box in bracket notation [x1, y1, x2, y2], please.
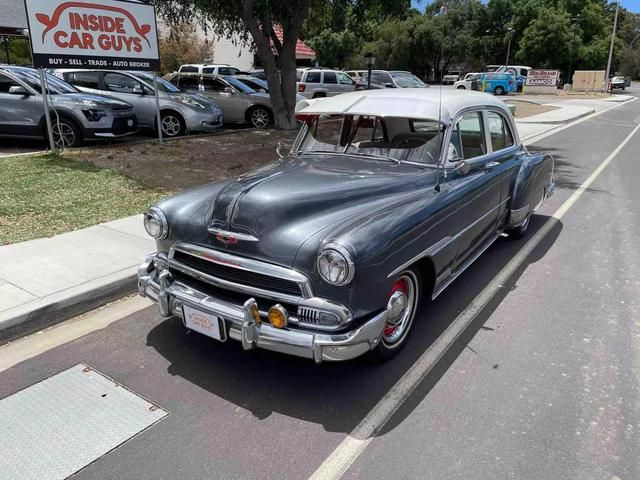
[0, 95, 634, 342]
[0, 215, 154, 341]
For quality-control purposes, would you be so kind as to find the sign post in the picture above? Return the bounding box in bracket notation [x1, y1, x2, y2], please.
[153, 73, 163, 144]
[23, 0, 161, 144]
[39, 68, 58, 153]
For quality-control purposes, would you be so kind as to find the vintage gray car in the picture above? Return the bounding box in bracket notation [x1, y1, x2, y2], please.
[138, 89, 554, 363]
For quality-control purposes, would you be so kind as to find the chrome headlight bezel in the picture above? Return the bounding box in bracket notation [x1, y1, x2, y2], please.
[143, 207, 169, 240]
[316, 243, 355, 287]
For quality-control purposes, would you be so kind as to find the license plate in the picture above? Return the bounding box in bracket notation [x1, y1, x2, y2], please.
[183, 305, 226, 342]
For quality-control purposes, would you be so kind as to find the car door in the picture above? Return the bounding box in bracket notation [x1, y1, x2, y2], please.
[337, 72, 356, 94]
[444, 110, 502, 273]
[200, 76, 243, 122]
[103, 72, 153, 127]
[322, 71, 340, 96]
[0, 72, 40, 135]
[484, 110, 523, 225]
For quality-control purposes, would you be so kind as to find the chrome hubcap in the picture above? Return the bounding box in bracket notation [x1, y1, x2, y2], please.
[162, 116, 182, 136]
[251, 109, 270, 128]
[383, 274, 416, 345]
[52, 123, 75, 148]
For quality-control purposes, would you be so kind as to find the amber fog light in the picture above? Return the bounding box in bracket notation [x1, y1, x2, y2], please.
[268, 305, 288, 329]
[251, 303, 261, 324]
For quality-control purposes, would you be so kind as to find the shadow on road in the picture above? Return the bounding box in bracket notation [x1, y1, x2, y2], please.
[146, 215, 563, 436]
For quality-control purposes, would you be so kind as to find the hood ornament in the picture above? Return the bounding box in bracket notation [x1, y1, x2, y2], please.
[208, 226, 259, 244]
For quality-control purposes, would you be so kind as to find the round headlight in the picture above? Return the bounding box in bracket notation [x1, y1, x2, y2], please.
[317, 243, 355, 286]
[143, 207, 168, 240]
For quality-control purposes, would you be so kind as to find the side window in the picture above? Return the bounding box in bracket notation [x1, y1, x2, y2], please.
[67, 71, 100, 89]
[323, 71, 337, 84]
[203, 67, 215, 74]
[449, 112, 486, 162]
[296, 70, 304, 81]
[180, 66, 198, 73]
[338, 72, 353, 85]
[305, 71, 321, 83]
[0, 73, 21, 93]
[177, 76, 200, 90]
[104, 73, 140, 93]
[202, 77, 226, 91]
[487, 111, 514, 151]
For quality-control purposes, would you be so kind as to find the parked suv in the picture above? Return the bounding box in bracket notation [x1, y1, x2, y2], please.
[0, 65, 137, 148]
[296, 69, 356, 99]
[165, 72, 276, 128]
[179, 64, 241, 76]
[355, 70, 428, 90]
[55, 69, 223, 138]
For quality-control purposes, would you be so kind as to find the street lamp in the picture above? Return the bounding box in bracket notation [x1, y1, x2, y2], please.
[504, 27, 515, 70]
[364, 52, 376, 90]
[568, 15, 581, 88]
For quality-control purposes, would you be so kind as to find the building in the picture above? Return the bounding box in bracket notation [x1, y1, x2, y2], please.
[156, 19, 316, 71]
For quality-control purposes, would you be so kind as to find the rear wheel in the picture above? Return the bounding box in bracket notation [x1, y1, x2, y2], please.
[50, 117, 82, 148]
[248, 106, 273, 129]
[370, 267, 422, 362]
[494, 86, 505, 96]
[312, 92, 326, 99]
[457, 85, 466, 90]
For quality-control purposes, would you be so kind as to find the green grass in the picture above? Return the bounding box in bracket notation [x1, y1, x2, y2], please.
[0, 153, 167, 245]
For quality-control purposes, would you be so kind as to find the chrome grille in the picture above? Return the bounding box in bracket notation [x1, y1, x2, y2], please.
[298, 306, 321, 325]
[169, 245, 309, 300]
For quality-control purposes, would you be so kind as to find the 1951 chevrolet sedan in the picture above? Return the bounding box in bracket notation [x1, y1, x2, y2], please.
[138, 89, 554, 363]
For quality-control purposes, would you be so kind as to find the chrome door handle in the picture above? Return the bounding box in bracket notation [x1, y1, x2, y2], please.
[485, 161, 500, 168]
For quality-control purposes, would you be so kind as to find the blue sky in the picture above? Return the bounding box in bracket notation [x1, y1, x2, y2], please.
[411, 0, 640, 13]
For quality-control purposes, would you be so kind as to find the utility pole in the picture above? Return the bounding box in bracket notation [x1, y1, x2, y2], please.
[505, 27, 514, 70]
[604, 1, 619, 92]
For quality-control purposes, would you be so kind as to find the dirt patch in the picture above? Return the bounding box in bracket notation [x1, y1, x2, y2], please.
[506, 101, 560, 119]
[65, 129, 299, 191]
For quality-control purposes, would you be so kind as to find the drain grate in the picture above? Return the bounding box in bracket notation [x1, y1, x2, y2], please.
[0, 364, 168, 480]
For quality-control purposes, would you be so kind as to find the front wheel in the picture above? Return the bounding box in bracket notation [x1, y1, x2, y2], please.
[494, 86, 505, 96]
[457, 85, 466, 90]
[507, 214, 531, 239]
[51, 118, 82, 148]
[369, 267, 422, 362]
[160, 112, 186, 138]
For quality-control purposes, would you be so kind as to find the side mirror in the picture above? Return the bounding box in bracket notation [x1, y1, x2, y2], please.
[258, 88, 267, 93]
[451, 160, 470, 176]
[9, 85, 29, 95]
[223, 86, 235, 95]
[132, 85, 144, 95]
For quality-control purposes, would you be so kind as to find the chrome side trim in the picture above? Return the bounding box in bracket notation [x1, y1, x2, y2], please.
[170, 242, 314, 298]
[206, 227, 259, 242]
[432, 232, 501, 299]
[387, 197, 509, 279]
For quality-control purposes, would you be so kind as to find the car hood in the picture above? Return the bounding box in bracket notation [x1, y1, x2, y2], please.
[53, 93, 132, 109]
[182, 154, 432, 267]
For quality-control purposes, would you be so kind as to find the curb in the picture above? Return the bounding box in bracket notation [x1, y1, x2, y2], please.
[517, 108, 596, 125]
[0, 270, 137, 343]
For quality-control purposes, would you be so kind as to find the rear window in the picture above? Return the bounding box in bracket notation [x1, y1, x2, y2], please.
[176, 75, 200, 90]
[65, 71, 100, 89]
[305, 71, 321, 83]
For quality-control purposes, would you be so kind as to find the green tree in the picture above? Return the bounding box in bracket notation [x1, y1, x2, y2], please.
[0, 37, 32, 65]
[159, 23, 215, 75]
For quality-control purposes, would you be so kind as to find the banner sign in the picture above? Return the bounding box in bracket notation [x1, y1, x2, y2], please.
[24, 0, 160, 70]
[525, 70, 559, 87]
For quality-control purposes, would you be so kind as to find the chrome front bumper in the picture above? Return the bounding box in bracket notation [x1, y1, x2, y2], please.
[138, 255, 388, 363]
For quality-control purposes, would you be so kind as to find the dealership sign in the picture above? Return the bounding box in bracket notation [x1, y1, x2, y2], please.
[525, 70, 560, 87]
[24, 0, 159, 70]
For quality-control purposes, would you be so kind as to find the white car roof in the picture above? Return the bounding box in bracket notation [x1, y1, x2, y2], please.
[297, 88, 509, 125]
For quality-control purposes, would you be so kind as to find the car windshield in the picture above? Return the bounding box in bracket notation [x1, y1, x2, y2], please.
[134, 72, 182, 93]
[223, 76, 257, 94]
[298, 114, 443, 165]
[234, 77, 268, 92]
[390, 73, 427, 88]
[6, 68, 78, 94]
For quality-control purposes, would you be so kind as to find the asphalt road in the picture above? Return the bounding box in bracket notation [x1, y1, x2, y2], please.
[1, 88, 640, 479]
